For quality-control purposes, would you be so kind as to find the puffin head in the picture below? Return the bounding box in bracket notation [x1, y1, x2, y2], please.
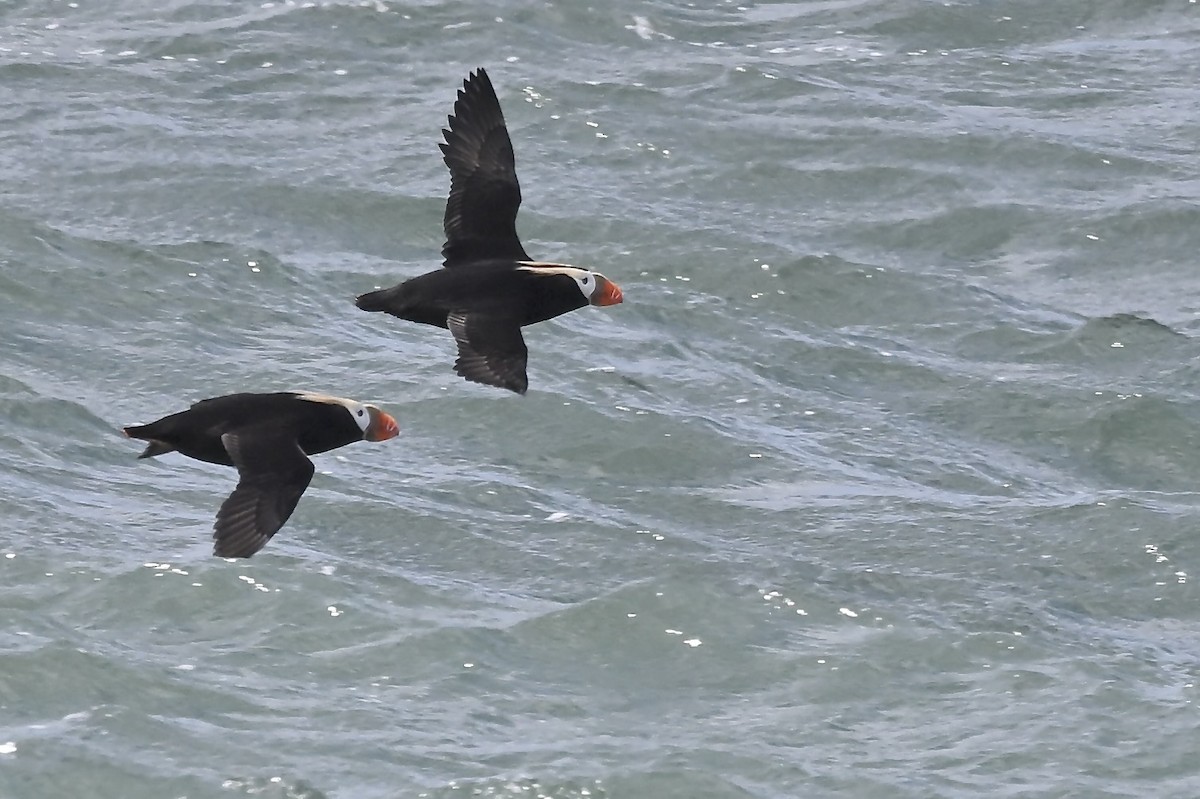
[568, 270, 623, 307]
[295, 392, 401, 442]
[516, 262, 624, 309]
[347, 402, 400, 442]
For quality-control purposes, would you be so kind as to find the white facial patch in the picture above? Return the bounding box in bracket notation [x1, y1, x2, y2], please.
[569, 271, 600, 300]
[345, 401, 372, 433]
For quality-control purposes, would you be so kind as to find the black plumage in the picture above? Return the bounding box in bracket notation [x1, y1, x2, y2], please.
[124, 392, 399, 558]
[356, 67, 623, 395]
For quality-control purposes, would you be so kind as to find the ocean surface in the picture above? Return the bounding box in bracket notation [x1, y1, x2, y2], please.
[4, 0, 1200, 796]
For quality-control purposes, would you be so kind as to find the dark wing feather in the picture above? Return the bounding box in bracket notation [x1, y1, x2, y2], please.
[440, 68, 531, 267]
[213, 430, 315, 558]
[447, 312, 529, 394]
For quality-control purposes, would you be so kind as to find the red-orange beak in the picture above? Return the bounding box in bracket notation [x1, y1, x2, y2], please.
[365, 406, 400, 442]
[593, 276, 623, 307]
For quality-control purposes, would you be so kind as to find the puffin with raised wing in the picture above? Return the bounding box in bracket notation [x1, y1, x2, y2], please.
[124, 392, 400, 558]
[355, 68, 623, 395]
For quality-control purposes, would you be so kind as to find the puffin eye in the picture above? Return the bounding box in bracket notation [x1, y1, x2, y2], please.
[582, 276, 590, 284]
[357, 409, 365, 416]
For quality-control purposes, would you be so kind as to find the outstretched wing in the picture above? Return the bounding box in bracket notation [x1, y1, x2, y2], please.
[213, 430, 315, 558]
[440, 68, 531, 267]
[447, 311, 529, 394]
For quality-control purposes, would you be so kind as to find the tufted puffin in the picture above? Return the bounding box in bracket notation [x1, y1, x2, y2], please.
[123, 391, 400, 558]
[355, 67, 623, 395]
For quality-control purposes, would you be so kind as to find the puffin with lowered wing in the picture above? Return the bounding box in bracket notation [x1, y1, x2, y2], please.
[355, 67, 623, 395]
[124, 391, 400, 558]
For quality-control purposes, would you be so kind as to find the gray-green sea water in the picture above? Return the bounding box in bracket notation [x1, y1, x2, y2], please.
[4, 1, 1200, 797]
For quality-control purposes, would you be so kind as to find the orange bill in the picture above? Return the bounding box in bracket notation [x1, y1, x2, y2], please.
[366, 408, 401, 441]
[594, 277, 623, 307]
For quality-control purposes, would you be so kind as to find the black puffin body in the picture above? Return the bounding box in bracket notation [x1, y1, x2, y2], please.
[355, 68, 623, 395]
[124, 392, 400, 558]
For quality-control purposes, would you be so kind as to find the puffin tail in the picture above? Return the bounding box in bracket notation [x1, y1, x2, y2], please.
[122, 424, 175, 459]
[355, 284, 448, 328]
[354, 286, 398, 313]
